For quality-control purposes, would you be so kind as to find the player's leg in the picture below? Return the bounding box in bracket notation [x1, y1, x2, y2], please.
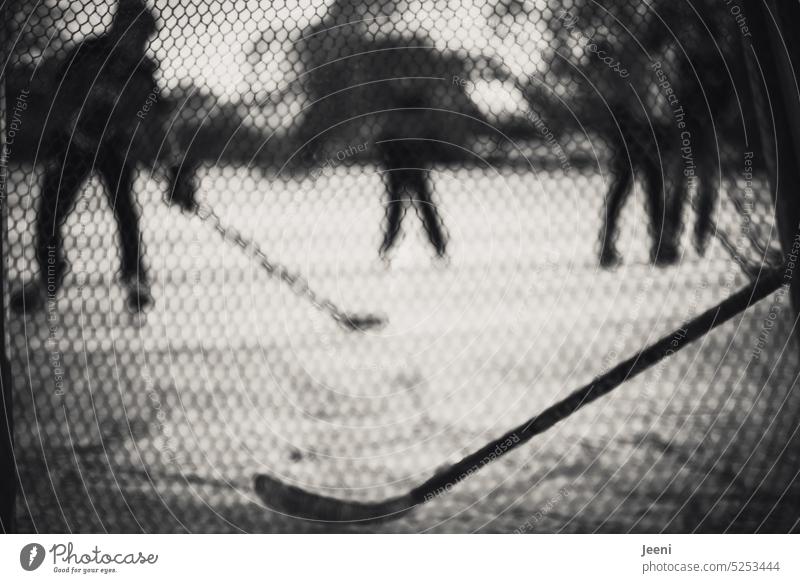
[166, 160, 199, 212]
[599, 147, 633, 268]
[693, 129, 719, 255]
[664, 159, 689, 260]
[409, 169, 447, 257]
[379, 168, 409, 258]
[11, 148, 90, 313]
[642, 157, 678, 266]
[97, 152, 152, 312]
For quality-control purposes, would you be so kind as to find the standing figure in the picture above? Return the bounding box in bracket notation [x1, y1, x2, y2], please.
[376, 96, 450, 259]
[599, 103, 681, 268]
[12, 0, 164, 314]
[289, 4, 498, 257]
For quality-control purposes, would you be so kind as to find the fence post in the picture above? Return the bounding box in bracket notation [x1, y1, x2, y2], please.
[0, 0, 17, 534]
[744, 1, 800, 337]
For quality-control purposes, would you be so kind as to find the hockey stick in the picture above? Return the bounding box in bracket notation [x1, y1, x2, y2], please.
[254, 265, 786, 522]
[156, 133, 385, 332]
[194, 201, 387, 332]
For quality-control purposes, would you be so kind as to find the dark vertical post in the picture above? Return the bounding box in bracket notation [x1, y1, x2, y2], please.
[744, 1, 800, 321]
[0, 0, 16, 533]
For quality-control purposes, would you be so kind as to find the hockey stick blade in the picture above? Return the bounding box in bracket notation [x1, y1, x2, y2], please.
[254, 474, 414, 523]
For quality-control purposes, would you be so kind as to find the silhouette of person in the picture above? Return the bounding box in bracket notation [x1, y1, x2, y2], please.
[376, 92, 452, 258]
[11, 0, 165, 314]
[598, 99, 680, 268]
[287, 1, 497, 258]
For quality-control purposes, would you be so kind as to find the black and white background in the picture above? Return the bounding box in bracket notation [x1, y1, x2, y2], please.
[1, 0, 799, 534]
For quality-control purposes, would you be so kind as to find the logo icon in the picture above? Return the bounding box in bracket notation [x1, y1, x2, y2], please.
[20, 543, 46, 571]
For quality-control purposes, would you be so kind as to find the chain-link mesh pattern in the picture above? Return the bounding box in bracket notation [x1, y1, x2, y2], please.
[5, 0, 799, 532]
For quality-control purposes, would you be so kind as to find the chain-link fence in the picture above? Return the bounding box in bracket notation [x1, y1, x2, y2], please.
[4, 0, 799, 532]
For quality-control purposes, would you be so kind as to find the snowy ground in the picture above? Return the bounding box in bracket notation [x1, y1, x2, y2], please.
[7, 163, 800, 532]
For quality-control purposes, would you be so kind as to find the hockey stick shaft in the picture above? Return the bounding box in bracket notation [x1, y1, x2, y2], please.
[409, 266, 786, 503]
[194, 201, 386, 332]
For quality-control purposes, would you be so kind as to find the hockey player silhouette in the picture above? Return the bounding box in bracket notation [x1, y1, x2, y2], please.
[10, 0, 191, 314]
